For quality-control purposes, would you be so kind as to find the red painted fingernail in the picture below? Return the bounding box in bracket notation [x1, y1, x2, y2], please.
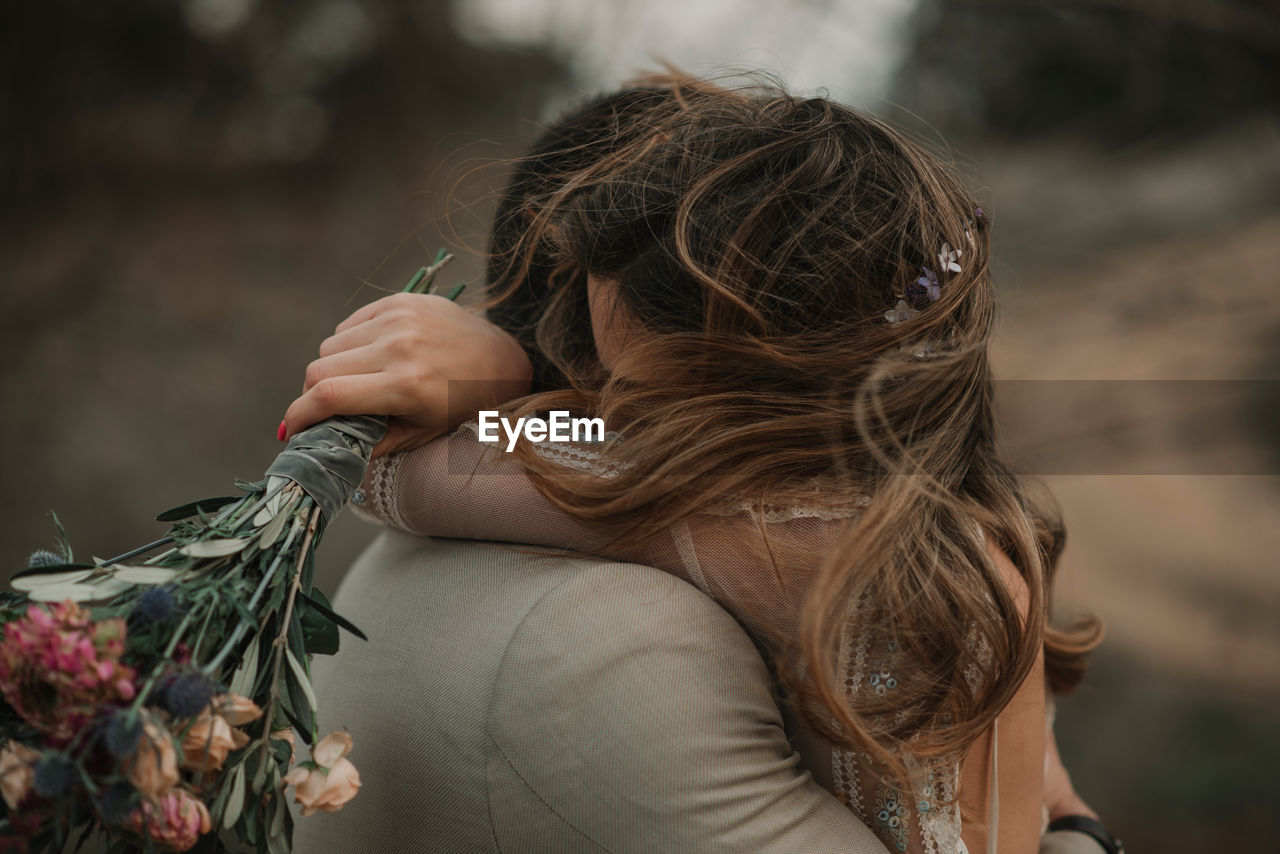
[277, 420, 288, 441]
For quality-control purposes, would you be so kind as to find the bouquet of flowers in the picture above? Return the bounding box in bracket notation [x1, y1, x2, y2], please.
[0, 256, 459, 853]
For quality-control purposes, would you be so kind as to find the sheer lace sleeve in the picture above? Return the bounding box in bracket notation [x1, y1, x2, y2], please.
[354, 422, 612, 551]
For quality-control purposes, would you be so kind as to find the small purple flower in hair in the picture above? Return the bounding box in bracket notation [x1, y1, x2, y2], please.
[916, 267, 940, 301]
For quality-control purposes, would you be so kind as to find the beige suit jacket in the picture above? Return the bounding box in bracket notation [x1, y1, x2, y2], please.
[292, 531, 1103, 854]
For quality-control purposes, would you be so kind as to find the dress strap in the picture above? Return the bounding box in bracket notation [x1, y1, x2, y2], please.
[987, 718, 999, 854]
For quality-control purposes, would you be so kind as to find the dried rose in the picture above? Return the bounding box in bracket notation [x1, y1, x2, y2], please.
[213, 692, 263, 727]
[282, 732, 361, 816]
[180, 711, 248, 773]
[123, 788, 212, 852]
[124, 717, 179, 801]
[0, 740, 39, 811]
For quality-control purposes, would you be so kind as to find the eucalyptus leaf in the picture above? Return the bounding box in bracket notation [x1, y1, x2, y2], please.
[8, 563, 97, 585]
[240, 794, 259, 845]
[251, 747, 271, 794]
[269, 789, 285, 838]
[266, 824, 287, 854]
[228, 593, 258, 630]
[25, 576, 133, 603]
[156, 496, 240, 523]
[256, 509, 289, 550]
[26, 585, 98, 603]
[285, 649, 318, 715]
[222, 764, 246, 831]
[228, 634, 260, 698]
[9, 569, 94, 591]
[111, 565, 183, 585]
[180, 538, 250, 559]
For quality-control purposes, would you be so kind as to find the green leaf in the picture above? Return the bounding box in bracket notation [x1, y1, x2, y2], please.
[111, 565, 183, 585]
[17, 572, 133, 603]
[269, 787, 286, 838]
[256, 510, 290, 550]
[302, 614, 339, 656]
[9, 563, 97, 584]
[251, 747, 271, 794]
[156, 496, 240, 523]
[285, 649, 318, 717]
[209, 767, 233, 827]
[228, 634, 260, 698]
[222, 764, 246, 831]
[241, 796, 259, 845]
[179, 538, 250, 559]
[270, 734, 293, 766]
[299, 589, 368, 641]
[11, 568, 87, 591]
[280, 701, 312, 747]
[300, 592, 340, 656]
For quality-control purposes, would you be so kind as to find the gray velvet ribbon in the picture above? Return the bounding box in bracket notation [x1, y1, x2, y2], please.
[264, 415, 388, 522]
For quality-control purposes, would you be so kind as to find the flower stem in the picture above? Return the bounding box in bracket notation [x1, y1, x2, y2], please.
[202, 513, 306, 676]
[256, 504, 321, 785]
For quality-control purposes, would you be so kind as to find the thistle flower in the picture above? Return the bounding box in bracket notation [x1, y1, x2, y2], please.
[32, 754, 74, 798]
[134, 587, 176, 623]
[97, 781, 136, 827]
[162, 674, 212, 719]
[26, 550, 64, 569]
[104, 712, 143, 758]
[0, 602, 136, 742]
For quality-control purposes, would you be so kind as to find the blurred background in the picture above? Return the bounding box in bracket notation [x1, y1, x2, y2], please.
[2, 1, 1277, 850]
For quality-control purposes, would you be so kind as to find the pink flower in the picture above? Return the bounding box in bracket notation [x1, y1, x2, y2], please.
[0, 602, 136, 743]
[283, 732, 361, 816]
[123, 788, 213, 852]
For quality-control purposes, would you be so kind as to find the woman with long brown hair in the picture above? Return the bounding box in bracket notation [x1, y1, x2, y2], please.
[283, 73, 1109, 853]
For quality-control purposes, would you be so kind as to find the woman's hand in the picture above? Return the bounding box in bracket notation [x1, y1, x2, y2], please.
[282, 293, 533, 457]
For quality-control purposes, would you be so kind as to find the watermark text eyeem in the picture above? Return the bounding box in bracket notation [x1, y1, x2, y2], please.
[477, 410, 606, 452]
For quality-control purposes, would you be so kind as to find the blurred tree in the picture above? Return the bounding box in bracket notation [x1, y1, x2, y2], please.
[0, 0, 563, 211]
[892, 0, 1280, 143]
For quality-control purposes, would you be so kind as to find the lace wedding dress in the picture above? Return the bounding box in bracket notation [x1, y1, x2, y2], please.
[355, 422, 1003, 854]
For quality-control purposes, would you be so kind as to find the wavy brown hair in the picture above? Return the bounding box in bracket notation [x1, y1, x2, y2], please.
[481, 73, 1101, 780]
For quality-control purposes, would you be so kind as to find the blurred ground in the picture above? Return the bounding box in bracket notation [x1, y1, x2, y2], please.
[2, 2, 1278, 852]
